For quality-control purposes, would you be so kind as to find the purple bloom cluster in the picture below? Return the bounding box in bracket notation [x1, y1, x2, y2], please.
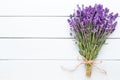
[68, 4, 118, 38]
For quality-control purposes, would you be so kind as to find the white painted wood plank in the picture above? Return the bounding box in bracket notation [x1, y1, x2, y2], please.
[0, 60, 119, 80]
[0, 39, 119, 59]
[0, 17, 119, 38]
[0, 0, 119, 15]
[0, 17, 70, 37]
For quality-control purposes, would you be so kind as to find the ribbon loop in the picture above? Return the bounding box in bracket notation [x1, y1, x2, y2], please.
[61, 56, 107, 75]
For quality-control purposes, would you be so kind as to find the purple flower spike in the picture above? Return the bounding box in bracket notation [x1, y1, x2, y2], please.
[68, 4, 118, 38]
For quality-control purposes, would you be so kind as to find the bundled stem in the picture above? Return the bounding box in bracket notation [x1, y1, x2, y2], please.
[86, 64, 92, 77]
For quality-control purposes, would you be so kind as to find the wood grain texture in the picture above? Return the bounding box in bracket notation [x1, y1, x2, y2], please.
[0, 17, 119, 38]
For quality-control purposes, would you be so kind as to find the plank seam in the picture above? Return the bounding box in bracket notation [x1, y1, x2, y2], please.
[0, 59, 120, 61]
[0, 15, 119, 17]
[0, 37, 119, 39]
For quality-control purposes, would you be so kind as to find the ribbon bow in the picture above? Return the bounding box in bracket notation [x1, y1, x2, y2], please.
[61, 56, 107, 74]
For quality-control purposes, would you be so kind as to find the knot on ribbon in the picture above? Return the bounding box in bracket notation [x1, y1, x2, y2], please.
[82, 59, 95, 65]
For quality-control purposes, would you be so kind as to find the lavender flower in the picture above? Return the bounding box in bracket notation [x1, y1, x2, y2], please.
[67, 4, 118, 77]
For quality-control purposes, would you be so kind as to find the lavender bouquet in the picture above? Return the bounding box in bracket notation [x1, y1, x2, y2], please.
[67, 4, 118, 77]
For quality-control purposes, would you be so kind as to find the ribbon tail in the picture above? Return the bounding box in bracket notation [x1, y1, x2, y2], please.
[61, 63, 83, 72]
[93, 65, 107, 74]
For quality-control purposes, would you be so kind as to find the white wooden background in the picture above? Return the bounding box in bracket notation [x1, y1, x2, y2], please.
[0, 0, 120, 80]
